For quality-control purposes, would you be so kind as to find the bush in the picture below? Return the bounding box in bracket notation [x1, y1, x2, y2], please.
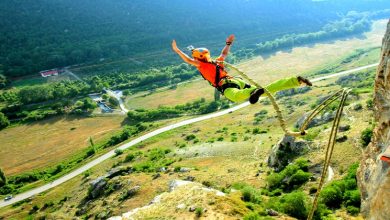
[124, 153, 136, 162]
[243, 212, 261, 220]
[185, 134, 196, 141]
[114, 149, 124, 156]
[0, 112, 10, 130]
[267, 161, 310, 191]
[344, 190, 361, 207]
[294, 158, 309, 171]
[195, 207, 203, 217]
[360, 127, 373, 147]
[288, 170, 311, 189]
[320, 184, 343, 209]
[346, 206, 360, 215]
[241, 186, 262, 204]
[281, 191, 308, 220]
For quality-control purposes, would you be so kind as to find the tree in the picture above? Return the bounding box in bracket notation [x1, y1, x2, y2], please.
[0, 112, 10, 130]
[108, 96, 119, 107]
[0, 74, 9, 89]
[0, 167, 6, 187]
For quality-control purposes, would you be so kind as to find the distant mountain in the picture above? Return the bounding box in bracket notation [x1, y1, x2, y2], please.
[0, 0, 389, 77]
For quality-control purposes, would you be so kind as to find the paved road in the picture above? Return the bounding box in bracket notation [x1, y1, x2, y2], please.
[0, 63, 378, 208]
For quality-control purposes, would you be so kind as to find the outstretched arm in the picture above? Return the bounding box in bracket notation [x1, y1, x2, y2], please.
[172, 40, 199, 67]
[219, 34, 235, 60]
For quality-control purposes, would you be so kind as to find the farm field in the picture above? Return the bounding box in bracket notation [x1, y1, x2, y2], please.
[239, 19, 386, 84]
[0, 115, 125, 176]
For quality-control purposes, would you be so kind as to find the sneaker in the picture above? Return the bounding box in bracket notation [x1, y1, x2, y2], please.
[297, 76, 312, 86]
[249, 88, 264, 104]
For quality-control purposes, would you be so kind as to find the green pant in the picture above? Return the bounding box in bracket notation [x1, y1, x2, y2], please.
[223, 76, 300, 103]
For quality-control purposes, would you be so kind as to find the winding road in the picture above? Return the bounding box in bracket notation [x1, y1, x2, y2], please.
[0, 63, 378, 208]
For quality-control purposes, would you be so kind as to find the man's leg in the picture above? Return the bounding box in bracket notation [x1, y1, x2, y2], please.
[263, 76, 301, 95]
[249, 76, 312, 104]
[223, 78, 256, 103]
[224, 87, 256, 102]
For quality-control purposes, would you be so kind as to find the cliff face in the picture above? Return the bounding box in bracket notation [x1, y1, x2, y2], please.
[357, 19, 390, 220]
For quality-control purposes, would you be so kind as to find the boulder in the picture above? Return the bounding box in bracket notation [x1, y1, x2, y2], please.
[267, 135, 308, 171]
[338, 124, 351, 132]
[295, 111, 336, 129]
[89, 177, 107, 199]
[105, 166, 133, 179]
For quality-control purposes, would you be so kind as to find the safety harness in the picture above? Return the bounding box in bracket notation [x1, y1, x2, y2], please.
[206, 62, 243, 93]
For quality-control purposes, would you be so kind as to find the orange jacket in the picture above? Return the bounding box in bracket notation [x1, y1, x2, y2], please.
[196, 57, 229, 87]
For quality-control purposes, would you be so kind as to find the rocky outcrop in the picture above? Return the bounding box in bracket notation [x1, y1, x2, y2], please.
[357, 19, 390, 220]
[267, 135, 308, 171]
[107, 180, 239, 220]
[295, 111, 336, 129]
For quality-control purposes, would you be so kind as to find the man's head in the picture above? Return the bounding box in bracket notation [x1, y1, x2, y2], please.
[192, 48, 211, 62]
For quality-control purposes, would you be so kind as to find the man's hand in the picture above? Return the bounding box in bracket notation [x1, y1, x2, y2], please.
[226, 34, 235, 44]
[172, 40, 179, 52]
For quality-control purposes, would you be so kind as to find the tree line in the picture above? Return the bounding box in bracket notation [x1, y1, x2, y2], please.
[1, 0, 389, 78]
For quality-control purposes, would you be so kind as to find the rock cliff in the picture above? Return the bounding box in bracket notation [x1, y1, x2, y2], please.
[357, 19, 390, 220]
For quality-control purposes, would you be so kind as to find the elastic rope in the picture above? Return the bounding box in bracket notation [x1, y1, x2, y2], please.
[224, 62, 301, 136]
[307, 89, 350, 220]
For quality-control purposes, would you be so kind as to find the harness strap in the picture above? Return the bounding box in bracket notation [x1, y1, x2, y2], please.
[219, 82, 240, 93]
[215, 64, 221, 87]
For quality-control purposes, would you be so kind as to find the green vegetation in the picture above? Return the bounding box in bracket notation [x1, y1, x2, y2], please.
[252, 14, 371, 56]
[127, 98, 230, 122]
[237, 163, 361, 219]
[2, 1, 388, 78]
[0, 167, 6, 187]
[336, 68, 376, 94]
[0, 74, 9, 89]
[266, 158, 311, 191]
[0, 112, 9, 130]
[361, 127, 373, 147]
[314, 47, 379, 76]
[319, 163, 361, 215]
[195, 207, 204, 217]
[129, 148, 175, 173]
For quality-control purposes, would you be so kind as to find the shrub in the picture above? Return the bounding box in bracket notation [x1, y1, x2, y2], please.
[124, 153, 136, 162]
[344, 190, 361, 207]
[267, 161, 310, 191]
[288, 170, 311, 189]
[366, 99, 373, 109]
[294, 158, 309, 171]
[281, 191, 308, 220]
[85, 147, 96, 157]
[346, 206, 360, 215]
[0, 112, 10, 130]
[360, 127, 373, 147]
[319, 184, 343, 208]
[243, 212, 261, 220]
[185, 134, 196, 141]
[241, 186, 262, 204]
[195, 207, 203, 217]
[313, 203, 332, 219]
[114, 149, 124, 156]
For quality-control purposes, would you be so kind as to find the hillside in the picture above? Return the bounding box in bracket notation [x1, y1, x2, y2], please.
[1, 1, 390, 218]
[0, 0, 389, 78]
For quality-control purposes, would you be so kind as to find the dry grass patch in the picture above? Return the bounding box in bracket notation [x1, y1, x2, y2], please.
[237, 19, 386, 84]
[0, 115, 125, 175]
[125, 79, 215, 109]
